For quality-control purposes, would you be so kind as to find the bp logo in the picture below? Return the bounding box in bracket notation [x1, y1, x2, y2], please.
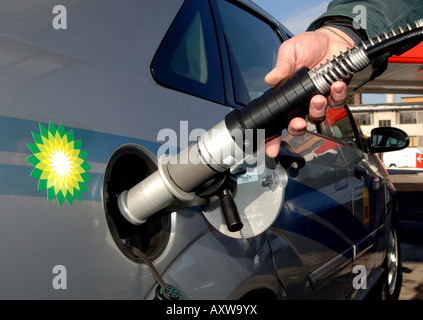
[27, 122, 91, 207]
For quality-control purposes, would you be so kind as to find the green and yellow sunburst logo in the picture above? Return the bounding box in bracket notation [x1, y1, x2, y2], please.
[27, 122, 91, 207]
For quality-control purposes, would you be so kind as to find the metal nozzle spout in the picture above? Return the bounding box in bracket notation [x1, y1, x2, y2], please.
[118, 169, 176, 225]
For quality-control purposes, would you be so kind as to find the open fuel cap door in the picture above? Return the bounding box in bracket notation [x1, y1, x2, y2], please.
[202, 159, 288, 239]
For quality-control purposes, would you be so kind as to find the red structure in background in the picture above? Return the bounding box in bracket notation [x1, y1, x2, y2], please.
[417, 154, 423, 168]
[389, 42, 423, 65]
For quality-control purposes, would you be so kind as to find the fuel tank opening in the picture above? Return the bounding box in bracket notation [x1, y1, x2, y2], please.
[103, 144, 171, 261]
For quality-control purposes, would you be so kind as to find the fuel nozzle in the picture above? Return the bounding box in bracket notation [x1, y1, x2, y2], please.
[118, 19, 423, 236]
[195, 170, 243, 232]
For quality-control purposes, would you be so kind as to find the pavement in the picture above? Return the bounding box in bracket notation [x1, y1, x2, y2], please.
[389, 171, 423, 191]
[389, 171, 423, 300]
[400, 243, 423, 300]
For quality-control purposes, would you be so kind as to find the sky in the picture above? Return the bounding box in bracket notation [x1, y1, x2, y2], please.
[251, 0, 329, 34]
[251, 0, 420, 104]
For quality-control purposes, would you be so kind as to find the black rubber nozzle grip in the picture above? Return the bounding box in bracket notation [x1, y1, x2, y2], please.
[225, 67, 318, 147]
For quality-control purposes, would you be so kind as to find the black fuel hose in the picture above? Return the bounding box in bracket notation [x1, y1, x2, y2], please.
[364, 22, 423, 60]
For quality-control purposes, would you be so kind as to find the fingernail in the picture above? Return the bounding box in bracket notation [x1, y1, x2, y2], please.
[334, 86, 344, 94]
[312, 99, 326, 111]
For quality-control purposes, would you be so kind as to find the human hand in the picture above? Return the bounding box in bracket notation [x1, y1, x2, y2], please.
[264, 27, 355, 158]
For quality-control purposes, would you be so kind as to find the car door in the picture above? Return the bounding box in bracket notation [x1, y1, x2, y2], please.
[323, 106, 387, 284]
[213, 0, 354, 299]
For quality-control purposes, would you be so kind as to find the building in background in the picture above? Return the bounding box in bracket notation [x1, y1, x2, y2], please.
[350, 95, 423, 149]
[348, 41, 423, 152]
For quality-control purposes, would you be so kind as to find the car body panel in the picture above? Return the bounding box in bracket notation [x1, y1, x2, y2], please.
[270, 131, 354, 299]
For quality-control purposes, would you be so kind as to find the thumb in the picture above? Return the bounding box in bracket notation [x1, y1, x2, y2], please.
[264, 41, 296, 87]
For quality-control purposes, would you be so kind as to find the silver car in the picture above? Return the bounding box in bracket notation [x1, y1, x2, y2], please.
[0, 0, 405, 299]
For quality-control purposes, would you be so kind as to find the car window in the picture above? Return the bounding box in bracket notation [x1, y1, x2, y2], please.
[214, 0, 319, 134]
[215, 0, 281, 100]
[151, 0, 225, 104]
[326, 106, 360, 148]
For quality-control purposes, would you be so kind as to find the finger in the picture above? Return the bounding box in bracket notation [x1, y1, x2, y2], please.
[308, 95, 328, 124]
[287, 117, 307, 136]
[327, 81, 348, 109]
[265, 135, 282, 158]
